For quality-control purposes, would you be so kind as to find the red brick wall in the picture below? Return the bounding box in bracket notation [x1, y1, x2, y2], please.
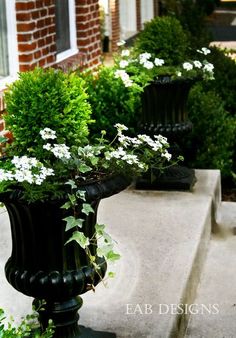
[75, 0, 102, 68]
[16, 0, 57, 71]
[136, 0, 141, 32]
[154, 0, 160, 17]
[110, 0, 120, 52]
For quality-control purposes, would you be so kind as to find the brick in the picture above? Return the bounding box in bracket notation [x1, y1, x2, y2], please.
[39, 58, 46, 67]
[16, 2, 35, 11]
[31, 10, 40, 19]
[19, 53, 34, 62]
[36, 0, 43, 8]
[18, 42, 37, 52]
[34, 50, 42, 59]
[17, 33, 33, 42]
[17, 22, 36, 32]
[16, 12, 32, 21]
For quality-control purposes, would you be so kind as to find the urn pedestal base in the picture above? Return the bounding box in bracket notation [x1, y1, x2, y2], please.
[136, 166, 197, 191]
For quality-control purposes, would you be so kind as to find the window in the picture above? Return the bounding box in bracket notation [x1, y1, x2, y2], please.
[141, 0, 154, 28]
[55, 0, 77, 62]
[0, 0, 9, 77]
[119, 0, 137, 40]
[0, 0, 18, 87]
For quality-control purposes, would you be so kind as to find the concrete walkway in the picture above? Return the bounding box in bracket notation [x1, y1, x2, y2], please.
[185, 202, 236, 338]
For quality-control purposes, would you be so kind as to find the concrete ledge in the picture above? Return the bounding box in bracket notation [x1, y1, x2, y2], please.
[79, 170, 220, 337]
[0, 170, 221, 337]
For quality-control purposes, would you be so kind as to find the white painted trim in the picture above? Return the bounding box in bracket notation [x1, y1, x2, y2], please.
[0, 0, 18, 90]
[0, 75, 19, 91]
[56, 0, 78, 62]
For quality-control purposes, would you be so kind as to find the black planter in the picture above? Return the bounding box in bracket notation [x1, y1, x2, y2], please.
[138, 76, 197, 190]
[0, 175, 130, 337]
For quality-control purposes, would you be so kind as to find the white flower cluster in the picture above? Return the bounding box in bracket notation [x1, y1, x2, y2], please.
[40, 128, 71, 159]
[0, 156, 54, 185]
[115, 45, 214, 85]
[105, 147, 146, 169]
[114, 70, 133, 87]
[43, 143, 71, 159]
[182, 60, 214, 74]
[110, 124, 172, 167]
[39, 128, 57, 140]
[197, 47, 211, 55]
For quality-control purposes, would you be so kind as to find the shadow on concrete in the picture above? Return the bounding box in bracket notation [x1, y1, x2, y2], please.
[79, 325, 116, 337]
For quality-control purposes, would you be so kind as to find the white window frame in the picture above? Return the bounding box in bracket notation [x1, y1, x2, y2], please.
[141, 0, 154, 28]
[119, 0, 137, 40]
[0, 0, 19, 89]
[56, 0, 78, 63]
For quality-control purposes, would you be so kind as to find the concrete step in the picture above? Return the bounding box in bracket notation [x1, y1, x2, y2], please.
[0, 170, 221, 337]
[185, 201, 236, 338]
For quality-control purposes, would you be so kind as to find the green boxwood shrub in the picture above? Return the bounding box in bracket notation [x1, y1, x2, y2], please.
[82, 66, 142, 139]
[4, 67, 92, 159]
[203, 47, 236, 115]
[133, 16, 190, 65]
[186, 83, 236, 178]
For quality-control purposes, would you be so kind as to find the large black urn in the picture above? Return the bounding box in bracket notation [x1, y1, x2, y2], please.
[0, 175, 129, 337]
[138, 76, 196, 190]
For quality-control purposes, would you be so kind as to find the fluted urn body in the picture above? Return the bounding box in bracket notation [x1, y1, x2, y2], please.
[138, 76, 196, 190]
[0, 175, 129, 337]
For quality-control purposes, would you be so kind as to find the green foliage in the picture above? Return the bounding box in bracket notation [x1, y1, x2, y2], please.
[0, 305, 54, 338]
[162, 0, 219, 48]
[187, 84, 236, 178]
[134, 16, 190, 65]
[4, 67, 92, 159]
[203, 47, 236, 115]
[81, 66, 142, 139]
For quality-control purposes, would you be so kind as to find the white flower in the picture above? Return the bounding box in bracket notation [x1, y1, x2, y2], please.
[122, 154, 139, 165]
[121, 49, 130, 57]
[176, 71, 182, 77]
[143, 61, 154, 69]
[119, 60, 129, 68]
[154, 134, 168, 144]
[40, 128, 57, 140]
[193, 60, 202, 68]
[197, 47, 211, 55]
[161, 151, 172, 161]
[43, 143, 52, 151]
[0, 169, 14, 181]
[203, 63, 214, 72]
[154, 58, 165, 66]
[183, 62, 193, 71]
[139, 52, 151, 64]
[114, 69, 133, 86]
[117, 40, 126, 46]
[114, 123, 128, 132]
[51, 144, 71, 159]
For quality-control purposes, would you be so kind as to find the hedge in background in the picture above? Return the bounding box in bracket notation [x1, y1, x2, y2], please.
[82, 66, 142, 140]
[133, 16, 190, 65]
[187, 84, 236, 179]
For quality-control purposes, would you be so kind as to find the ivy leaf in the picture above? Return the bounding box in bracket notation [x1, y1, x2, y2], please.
[63, 216, 84, 231]
[65, 179, 77, 189]
[78, 163, 92, 173]
[106, 251, 121, 262]
[82, 203, 94, 215]
[108, 271, 116, 278]
[65, 231, 89, 249]
[76, 189, 86, 201]
[68, 193, 77, 206]
[90, 156, 99, 166]
[95, 223, 106, 236]
[61, 201, 71, 210]
[96, 244, 114, 258]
